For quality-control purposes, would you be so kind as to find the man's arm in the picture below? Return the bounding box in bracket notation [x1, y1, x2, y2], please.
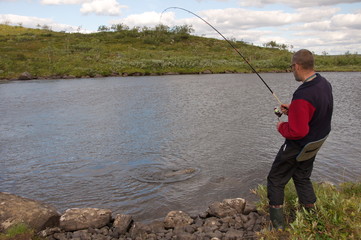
[277, 99, 315, 140]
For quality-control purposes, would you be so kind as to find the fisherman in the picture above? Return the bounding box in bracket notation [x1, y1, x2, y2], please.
[267, 49, 333, 230]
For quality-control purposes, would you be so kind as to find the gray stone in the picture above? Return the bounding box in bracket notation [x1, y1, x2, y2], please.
[72, 229, 91, 239]
[53, 232, 68, 240]
[18, 71, 32, 80]
[0, 192, 60, 232]
[146, 220, 166, 234]
[129, 222, 148, 239]
[175, 231, 197, 240]
[164, 211, 194, 229]
[38, 227, 62, 237]
[203, 217, 221, 231]
[113, 214, 133, 234]
[243, 202, 258, 215]
[224, 229, 244, 240]
[207, 198, 246, 218]
[59, 208, 112, 231]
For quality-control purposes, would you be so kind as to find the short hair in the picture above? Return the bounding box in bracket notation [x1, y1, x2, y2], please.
[292, 49, 314, 70]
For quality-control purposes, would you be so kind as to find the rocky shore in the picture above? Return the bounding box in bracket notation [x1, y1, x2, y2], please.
[0, 192, 267, 240]
[0, 69, 292, 82]
[1, 70, 227, 82]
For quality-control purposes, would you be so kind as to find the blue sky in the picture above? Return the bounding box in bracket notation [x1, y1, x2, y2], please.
[1, 0, 361, 54]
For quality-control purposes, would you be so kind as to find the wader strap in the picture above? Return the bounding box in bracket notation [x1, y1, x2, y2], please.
[296, 135, 328, 162]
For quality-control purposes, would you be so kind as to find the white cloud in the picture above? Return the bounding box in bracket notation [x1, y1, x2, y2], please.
[41, 0, 89, 5]
[331, 13, 361, 29]
[111, 11, 165, 27]
[158, 7, 338, 32]
[80, 0, 126, 16]
[239, 0, 361, 8]
[41, 0, 127, 16]
[155, 7, 360, 54]
[0, 14, 88, 32]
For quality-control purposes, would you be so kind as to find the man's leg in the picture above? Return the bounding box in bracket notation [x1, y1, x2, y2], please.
[267, 142, 300, 229]
[292, 156, 317, 207]
[267, 143, 300, 205]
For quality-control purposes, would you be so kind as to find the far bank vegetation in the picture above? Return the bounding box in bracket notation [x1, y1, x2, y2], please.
[0, 23, 360, 80]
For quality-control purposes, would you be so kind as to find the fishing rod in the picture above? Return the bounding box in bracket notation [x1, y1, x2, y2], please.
[161, 7, 284, 107]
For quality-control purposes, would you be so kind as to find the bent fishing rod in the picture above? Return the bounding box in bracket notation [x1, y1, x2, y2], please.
[161, 7, 284, 107]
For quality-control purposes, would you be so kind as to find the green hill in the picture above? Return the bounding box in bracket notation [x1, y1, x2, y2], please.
[0, 24, 360, 80]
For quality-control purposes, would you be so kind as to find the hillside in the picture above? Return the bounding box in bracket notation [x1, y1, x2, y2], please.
[0, 24, 360, 80]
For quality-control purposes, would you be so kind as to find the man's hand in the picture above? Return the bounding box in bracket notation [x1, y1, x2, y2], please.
[280, 104, 290, 115]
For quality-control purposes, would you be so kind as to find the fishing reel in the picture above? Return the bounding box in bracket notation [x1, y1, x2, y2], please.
[274, 107, 283, 118]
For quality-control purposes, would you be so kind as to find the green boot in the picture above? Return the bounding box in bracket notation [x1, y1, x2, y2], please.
[269, 206, 285, 230]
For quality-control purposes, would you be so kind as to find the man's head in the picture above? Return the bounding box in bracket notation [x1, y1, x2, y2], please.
[291, 49, 315, 82]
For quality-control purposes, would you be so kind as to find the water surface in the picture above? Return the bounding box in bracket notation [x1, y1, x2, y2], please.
[1, 72, 360, 222]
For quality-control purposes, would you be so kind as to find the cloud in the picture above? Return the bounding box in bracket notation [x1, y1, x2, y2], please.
[155, 7, 360, 54]
[111, 11, 166, 27]
[80, 0, 127, 16]
[41, 0, 127, 16]
[41, 0, 89, 4]
[0, 14, 88, 32]
[331, 12, 361, 29]
[238, 0, 361, 8]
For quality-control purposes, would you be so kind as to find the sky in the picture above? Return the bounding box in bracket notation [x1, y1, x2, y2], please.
[1, 0, 361, 55]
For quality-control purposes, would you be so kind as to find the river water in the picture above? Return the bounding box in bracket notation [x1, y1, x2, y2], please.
[1, 72, 360, 222]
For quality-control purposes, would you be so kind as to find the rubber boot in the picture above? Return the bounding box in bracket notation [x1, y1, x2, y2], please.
[269, 206, 285, 230]
[303, 203, 315, 213]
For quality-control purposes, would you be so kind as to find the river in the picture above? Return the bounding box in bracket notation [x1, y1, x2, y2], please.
[1, 72, 360, 222]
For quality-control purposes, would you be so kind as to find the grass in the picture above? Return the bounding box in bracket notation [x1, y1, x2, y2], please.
[1, 24, 360, 80]
[0, 223, 44, 240]
[255, 180, 361, 239]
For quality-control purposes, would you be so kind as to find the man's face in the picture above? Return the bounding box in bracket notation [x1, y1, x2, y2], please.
[291, 63, 302, 82]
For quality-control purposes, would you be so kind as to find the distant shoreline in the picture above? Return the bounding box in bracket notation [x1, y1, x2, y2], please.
[1, 69, 360, 83]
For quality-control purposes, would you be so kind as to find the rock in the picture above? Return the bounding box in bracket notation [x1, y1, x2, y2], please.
[18, 72, 32, 80]
[175, 231, 197, 240]
[38, 227, 62, 237]
[0, 192, 60, 232]
[129, 222, 149, 239]
[38, 227, 61, 238]
[207, 198, 246, 218]
[164, 211, 194, 229]
[224, 229, 245, 239]
[243, 202, 258, 215]
[53, 232, 68, 240]
[72, 229, 92, 239]
[204, 217, 221, 231]
[59, 208, 112, 231]
[113, 214, 133, 235]
[146, 220, 166, 234]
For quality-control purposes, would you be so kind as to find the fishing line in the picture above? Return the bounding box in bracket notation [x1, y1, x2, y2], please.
[160, 7, 283, 105]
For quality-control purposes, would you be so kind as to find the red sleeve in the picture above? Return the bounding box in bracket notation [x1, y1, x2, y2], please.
[278, 99, 315, 140]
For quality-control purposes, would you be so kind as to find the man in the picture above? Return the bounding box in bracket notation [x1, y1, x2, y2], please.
[267, 49, 333, 230]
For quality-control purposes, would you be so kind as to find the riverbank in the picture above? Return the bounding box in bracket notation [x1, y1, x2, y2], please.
[1, 181, 360, 239]
[0, 192, 266, 240]
[1, 69, 285, 82]
[2, 68, 360, 83]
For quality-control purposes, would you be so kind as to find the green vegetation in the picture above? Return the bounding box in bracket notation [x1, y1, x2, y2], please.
[255, 181, 361, 239]
[0, 223, 44, 240]
[1, 24, 360, 80]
